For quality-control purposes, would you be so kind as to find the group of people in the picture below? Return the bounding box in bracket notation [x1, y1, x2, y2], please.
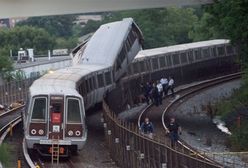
[140, 76, 175, 106]
[140, 117, 181, 148]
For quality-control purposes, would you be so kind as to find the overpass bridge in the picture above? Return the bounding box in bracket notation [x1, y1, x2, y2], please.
[0, 0, 213, 18]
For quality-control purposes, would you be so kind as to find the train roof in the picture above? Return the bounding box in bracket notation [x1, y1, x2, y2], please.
[135, 39, 230, 60]
[79, 18, 135, 66]
[29, 64, 105, 97]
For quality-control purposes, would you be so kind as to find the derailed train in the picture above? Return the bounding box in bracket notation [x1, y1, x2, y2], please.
[23, 18, 144, 156]
[23, 18, 237, 157]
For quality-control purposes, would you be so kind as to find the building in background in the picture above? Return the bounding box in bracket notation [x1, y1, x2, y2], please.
[74, 15, 102, 27]
[0, 17, 27, 28]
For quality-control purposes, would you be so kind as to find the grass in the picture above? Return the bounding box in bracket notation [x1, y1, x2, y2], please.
[0, 143, 10, 167]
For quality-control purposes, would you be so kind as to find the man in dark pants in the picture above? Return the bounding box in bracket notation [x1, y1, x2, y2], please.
[151, 83, 159, 106]
[168, 76, 175, 97]
[145, 82, 152, 104]
[140, 117, 154, 138]
[166, 117, 181, 148]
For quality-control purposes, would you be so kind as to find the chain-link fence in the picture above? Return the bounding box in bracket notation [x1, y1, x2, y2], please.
[0, 77, 39, 106]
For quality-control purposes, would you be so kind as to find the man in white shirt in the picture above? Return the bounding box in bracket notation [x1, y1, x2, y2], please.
[160, 77, 168, 96]
[168, 76, 175, 97]
[156, 81, 163, 105]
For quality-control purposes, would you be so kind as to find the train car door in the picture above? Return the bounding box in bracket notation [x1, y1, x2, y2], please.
[49, 95, 64, 140]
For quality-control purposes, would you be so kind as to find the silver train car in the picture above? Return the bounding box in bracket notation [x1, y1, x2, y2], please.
[23, 18, 144, 156]
[128, 39, 237, 79]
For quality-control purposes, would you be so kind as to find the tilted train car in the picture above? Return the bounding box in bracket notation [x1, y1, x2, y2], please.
[23, 18, 144, 156]
[128, 39, 237, 82]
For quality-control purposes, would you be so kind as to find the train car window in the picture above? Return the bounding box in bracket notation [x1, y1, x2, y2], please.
[97, 74, 104, 88]
[92, 76, 96, 90]
[159, 56, 166, 68]
[172, 53, 180, 65]
[125, 39, 131, 52]
[86, 79, 90, 93]
[133, 62, 139, 74]
[211, 47, 217, 57]
[31, 97, 46, 121]
[89, 77, 93, 91]
[203, 48, 210, 58]
[105, 71, 112, 85]
[116, 47, 126, 71]
[67, 98, 81, 123]
[217, 46, 225, 56]
[194, 49, 201, 60]
[226, 45, 234, 54]
[129, 30, 136, 44]
[139, 60, 146, 72]
[180, 52, 187, 64]
[152, 58, 159, 70]
[166, 55, 172, 66]
[128, 65, 132, 75]
[83, 81, 87, 95]
[188, 50, 194, 62]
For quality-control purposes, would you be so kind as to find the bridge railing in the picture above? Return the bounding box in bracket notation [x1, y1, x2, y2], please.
[102, 100, 222, 168]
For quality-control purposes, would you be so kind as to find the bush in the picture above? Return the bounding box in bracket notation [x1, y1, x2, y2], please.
[0, 143, 10, 166]
[230, 121, 248, 151]
[214, 70, 248, 151]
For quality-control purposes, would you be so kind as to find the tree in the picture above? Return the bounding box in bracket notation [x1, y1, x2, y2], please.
[80, 8, 198, 49]
[190, 0, 248, 65]
[0, 48, 12, 73]
[189, 12, 224, 41]
[17, 15, 77, 37]
[0, 26, 55, 54]
[55, 37, 78, 49]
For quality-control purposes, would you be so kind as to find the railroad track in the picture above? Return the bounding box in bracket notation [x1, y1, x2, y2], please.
[138, 72, 242, 166]
[0, 105, 24, 145]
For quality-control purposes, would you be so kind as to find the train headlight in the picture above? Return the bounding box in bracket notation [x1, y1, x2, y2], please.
[75, 130, 81, 136]
[68, 130, 73, 136]
[38, 129, 44, 135]
[31, 129, 36, 135]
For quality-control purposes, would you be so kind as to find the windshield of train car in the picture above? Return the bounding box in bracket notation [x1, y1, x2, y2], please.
[31, 97, 46, 121]
[67, 98, 81, 123]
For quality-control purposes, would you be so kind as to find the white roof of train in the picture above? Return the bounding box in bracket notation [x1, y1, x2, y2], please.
[79, 18, 134, 66]
[135, 39, 230, 59]
[29, 64, 105, 96]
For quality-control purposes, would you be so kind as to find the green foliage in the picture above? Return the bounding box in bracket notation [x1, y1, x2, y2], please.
[0, 143, 10, 166]
[79, 20, 102, 37]
[79, 8, 198, 49]
[0, 48, 13, 73]
[215, 71, 248, 118]
[55, 37, 78, 49]
[230, 121, 248, 151]
[0, 26, 55, 54]
[190, 0, 248, 65]
[189, 12, 224, 41]
[2, 70, 26, 82]
[214, 70, 248, 151]
[17, 15, 77, 37]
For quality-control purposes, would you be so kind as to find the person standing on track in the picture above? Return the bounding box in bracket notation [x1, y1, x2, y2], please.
[151, 82, 159, 106]
[168, 76, 175, 97]
[140, 117, 154, 138]
[166, 117, 182, 148]
[145, 82, 152, 104]
[160, 77, 168, 97]
[156, 81, 163, 105]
